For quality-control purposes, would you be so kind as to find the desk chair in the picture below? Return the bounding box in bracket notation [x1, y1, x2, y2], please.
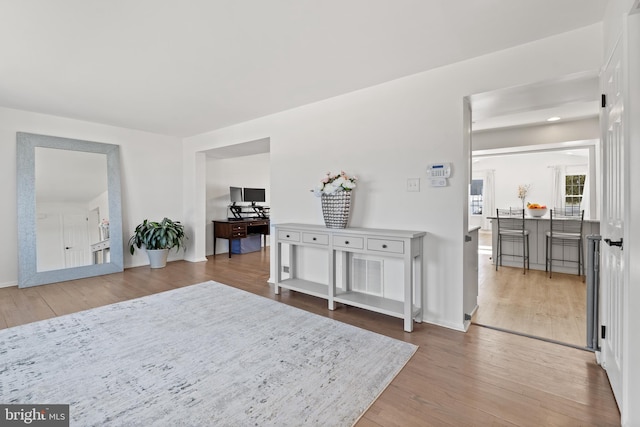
[545, 208, 584, 278]
[496, 208, 530, 274]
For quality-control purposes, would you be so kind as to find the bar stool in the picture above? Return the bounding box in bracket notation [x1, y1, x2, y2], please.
[495, 208, 530, 274]
[545, 208, 585, 278]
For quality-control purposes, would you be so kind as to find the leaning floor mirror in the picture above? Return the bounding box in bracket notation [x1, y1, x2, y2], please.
[17, 132, 124, 288]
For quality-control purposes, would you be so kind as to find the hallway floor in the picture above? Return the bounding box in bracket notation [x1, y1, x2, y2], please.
[472, 231, 587, 347]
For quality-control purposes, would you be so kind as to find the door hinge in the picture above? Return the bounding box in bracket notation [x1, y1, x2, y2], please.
[601, 325, 607, 339]
[601, 93, 607, 108]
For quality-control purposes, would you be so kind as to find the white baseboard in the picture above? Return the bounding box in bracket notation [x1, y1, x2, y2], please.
[463, 304, 479, 331]
[184, 257, 208, 263]
[423, 318, 467, 332]
[0, 281, 17, 289]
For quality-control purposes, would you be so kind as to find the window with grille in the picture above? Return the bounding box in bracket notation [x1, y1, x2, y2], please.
[565, 174, 585, 208]
[470, 179, 483, 215]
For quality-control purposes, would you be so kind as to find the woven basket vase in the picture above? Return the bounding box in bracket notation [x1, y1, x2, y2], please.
[321, 191, 352, 229]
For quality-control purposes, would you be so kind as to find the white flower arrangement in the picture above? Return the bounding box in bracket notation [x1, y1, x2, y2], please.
[313, 171, 358, 196]
[517, 184, 531, 208]
[517, 184, 530, 201]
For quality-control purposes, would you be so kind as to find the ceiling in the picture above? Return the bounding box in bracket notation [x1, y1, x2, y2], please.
[470, 71, 600, 131]
[0, 1, 608, 138]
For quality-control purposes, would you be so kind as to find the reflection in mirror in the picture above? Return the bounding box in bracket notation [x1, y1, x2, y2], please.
[36, 148, 109, 272]
[17, 133, 123, 288]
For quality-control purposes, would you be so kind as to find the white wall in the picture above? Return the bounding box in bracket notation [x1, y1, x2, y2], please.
[474, 150, 589, 217]
[87, 190, 110, 227]
[183, 24, 603, 331]
[1, 106, 184, 286]
[205, 152, 270, 255]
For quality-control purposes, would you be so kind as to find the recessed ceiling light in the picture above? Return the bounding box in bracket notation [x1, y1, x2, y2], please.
[547, 116, 561, 122]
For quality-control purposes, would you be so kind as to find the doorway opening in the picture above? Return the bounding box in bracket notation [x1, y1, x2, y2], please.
[467, 71, 600, 349]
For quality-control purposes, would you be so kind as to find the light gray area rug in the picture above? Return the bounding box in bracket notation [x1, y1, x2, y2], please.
[1, 281, 417, 426]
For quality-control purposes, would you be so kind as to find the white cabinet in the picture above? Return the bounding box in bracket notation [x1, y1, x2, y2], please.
[91, 239, 110, 264]
[274, 223, 425, 332]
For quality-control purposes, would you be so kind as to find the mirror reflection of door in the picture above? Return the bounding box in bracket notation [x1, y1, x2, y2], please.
[63, 213, 91, 268]
[35, 147, 109, 272]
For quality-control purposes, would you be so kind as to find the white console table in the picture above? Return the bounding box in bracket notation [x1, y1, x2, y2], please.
[90, 239, 110, 264]
[274, 223, 425, 332]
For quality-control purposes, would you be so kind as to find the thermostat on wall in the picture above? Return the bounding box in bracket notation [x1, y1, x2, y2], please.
[427, 163, 451, 178]
[427, 163, 451, 187]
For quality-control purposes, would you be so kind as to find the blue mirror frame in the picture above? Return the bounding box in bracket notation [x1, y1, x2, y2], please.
[17, 132, 124, 287]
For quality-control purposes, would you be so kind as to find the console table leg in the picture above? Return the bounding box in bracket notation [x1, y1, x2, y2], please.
[328, 249, 335, 310]
[403, 255, 413, 332]
[274, 242, 282, 295]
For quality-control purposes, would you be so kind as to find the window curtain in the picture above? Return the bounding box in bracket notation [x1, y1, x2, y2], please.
[550, 165, 565, 209]
[482, 170, 495, 230]
[581, 175, 590, 219]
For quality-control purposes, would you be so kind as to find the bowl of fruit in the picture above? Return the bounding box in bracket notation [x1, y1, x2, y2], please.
[526, 203, 548, 217]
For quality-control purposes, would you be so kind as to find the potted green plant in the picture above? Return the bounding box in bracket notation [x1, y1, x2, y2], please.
[128, 218, 187, 268]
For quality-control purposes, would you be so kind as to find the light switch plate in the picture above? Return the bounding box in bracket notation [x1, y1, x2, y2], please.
[407, 178, 420, 192]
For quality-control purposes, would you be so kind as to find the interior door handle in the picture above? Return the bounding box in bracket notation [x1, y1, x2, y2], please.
[604, 238, 623, 249]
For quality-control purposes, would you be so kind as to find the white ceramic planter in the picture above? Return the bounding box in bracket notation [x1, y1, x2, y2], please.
[146, 248, 169, 268]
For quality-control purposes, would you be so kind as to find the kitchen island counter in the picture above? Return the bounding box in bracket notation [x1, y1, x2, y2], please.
[488, 216, 599, 274]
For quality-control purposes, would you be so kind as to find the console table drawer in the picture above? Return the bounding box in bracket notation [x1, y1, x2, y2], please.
[303, 232, 329, 246]
[231, 231, 247, 238]
[231, 224, 247, 232]
[367, 238, 404, 254]
[91, 241, 110, 251]
[247, 220, 268, 227]
[278, 230, 300, 242]
[333, 235, 364, 249]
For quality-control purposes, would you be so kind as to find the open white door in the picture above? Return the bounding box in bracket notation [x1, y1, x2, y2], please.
[63, 213, 91, 268]
[599, 36, 625, 410]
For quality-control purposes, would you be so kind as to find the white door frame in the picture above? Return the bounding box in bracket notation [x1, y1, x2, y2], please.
[621, 7, 640, 426]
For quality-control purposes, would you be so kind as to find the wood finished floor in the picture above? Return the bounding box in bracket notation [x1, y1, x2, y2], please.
[0, 249, 619, 426]
[473, 231, 587, 347]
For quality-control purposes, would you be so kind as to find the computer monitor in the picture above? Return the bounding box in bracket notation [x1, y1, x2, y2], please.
[243, 188, 265, 204]
[229, 186, 243, 204]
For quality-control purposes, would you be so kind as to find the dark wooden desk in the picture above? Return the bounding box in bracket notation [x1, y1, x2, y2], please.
[213, 219, 270, 258]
